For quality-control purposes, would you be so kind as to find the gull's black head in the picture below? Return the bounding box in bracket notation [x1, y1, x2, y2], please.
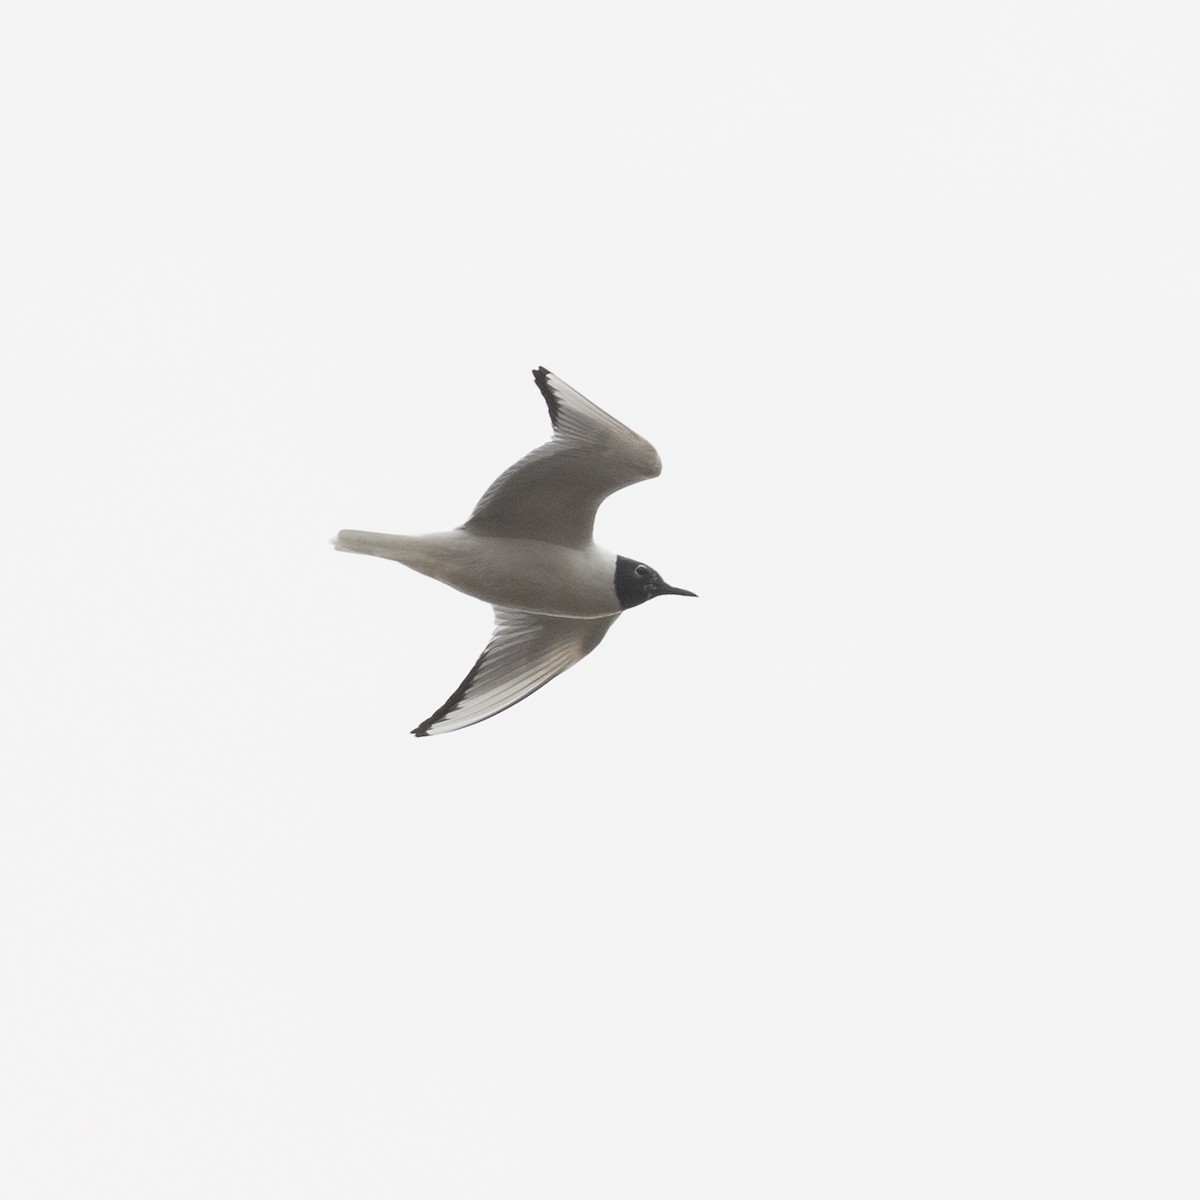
[614, 555, 697, 610]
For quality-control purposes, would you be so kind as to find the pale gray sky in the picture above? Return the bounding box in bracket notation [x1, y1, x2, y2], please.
[3, 1, 1198, 1196]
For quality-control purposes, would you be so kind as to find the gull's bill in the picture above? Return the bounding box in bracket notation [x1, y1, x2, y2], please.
[412, 606, 619, 737]
[462, 368, 663, 550]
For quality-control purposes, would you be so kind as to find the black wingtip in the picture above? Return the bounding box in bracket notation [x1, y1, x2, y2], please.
[409, 642, 493, 738]
[531, 366, 561, 429]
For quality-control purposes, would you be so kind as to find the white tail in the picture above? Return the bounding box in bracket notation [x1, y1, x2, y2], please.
[333, 529, 425, 562]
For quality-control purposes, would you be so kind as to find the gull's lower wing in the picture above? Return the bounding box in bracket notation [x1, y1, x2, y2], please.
[461, 369, 662, 550]
[412, 607, 619, 736]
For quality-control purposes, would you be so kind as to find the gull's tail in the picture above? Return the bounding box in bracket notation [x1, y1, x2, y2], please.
[332, 530, 426, 563]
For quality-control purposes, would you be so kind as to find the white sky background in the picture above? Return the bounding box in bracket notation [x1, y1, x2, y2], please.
[3, 1, 1198, 1195]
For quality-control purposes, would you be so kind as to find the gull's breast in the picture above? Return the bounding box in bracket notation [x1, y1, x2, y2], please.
[417, 532, 620, 617]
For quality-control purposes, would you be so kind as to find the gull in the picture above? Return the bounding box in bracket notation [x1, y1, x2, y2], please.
[334, 367, 696, 736]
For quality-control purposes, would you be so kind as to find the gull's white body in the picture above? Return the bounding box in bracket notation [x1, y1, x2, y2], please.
[334, 530, 623, 618]
[334, 368, 690, 736]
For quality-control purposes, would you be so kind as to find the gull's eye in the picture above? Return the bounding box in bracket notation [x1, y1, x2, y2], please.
[634, 564, 650, 577]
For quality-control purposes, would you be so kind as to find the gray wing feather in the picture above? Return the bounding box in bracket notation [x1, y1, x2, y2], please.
[461, 369, 662, 549]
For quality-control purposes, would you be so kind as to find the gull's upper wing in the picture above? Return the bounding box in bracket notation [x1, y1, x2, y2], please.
[461, 368, 662, 550]
[412, 607, 619, 736]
